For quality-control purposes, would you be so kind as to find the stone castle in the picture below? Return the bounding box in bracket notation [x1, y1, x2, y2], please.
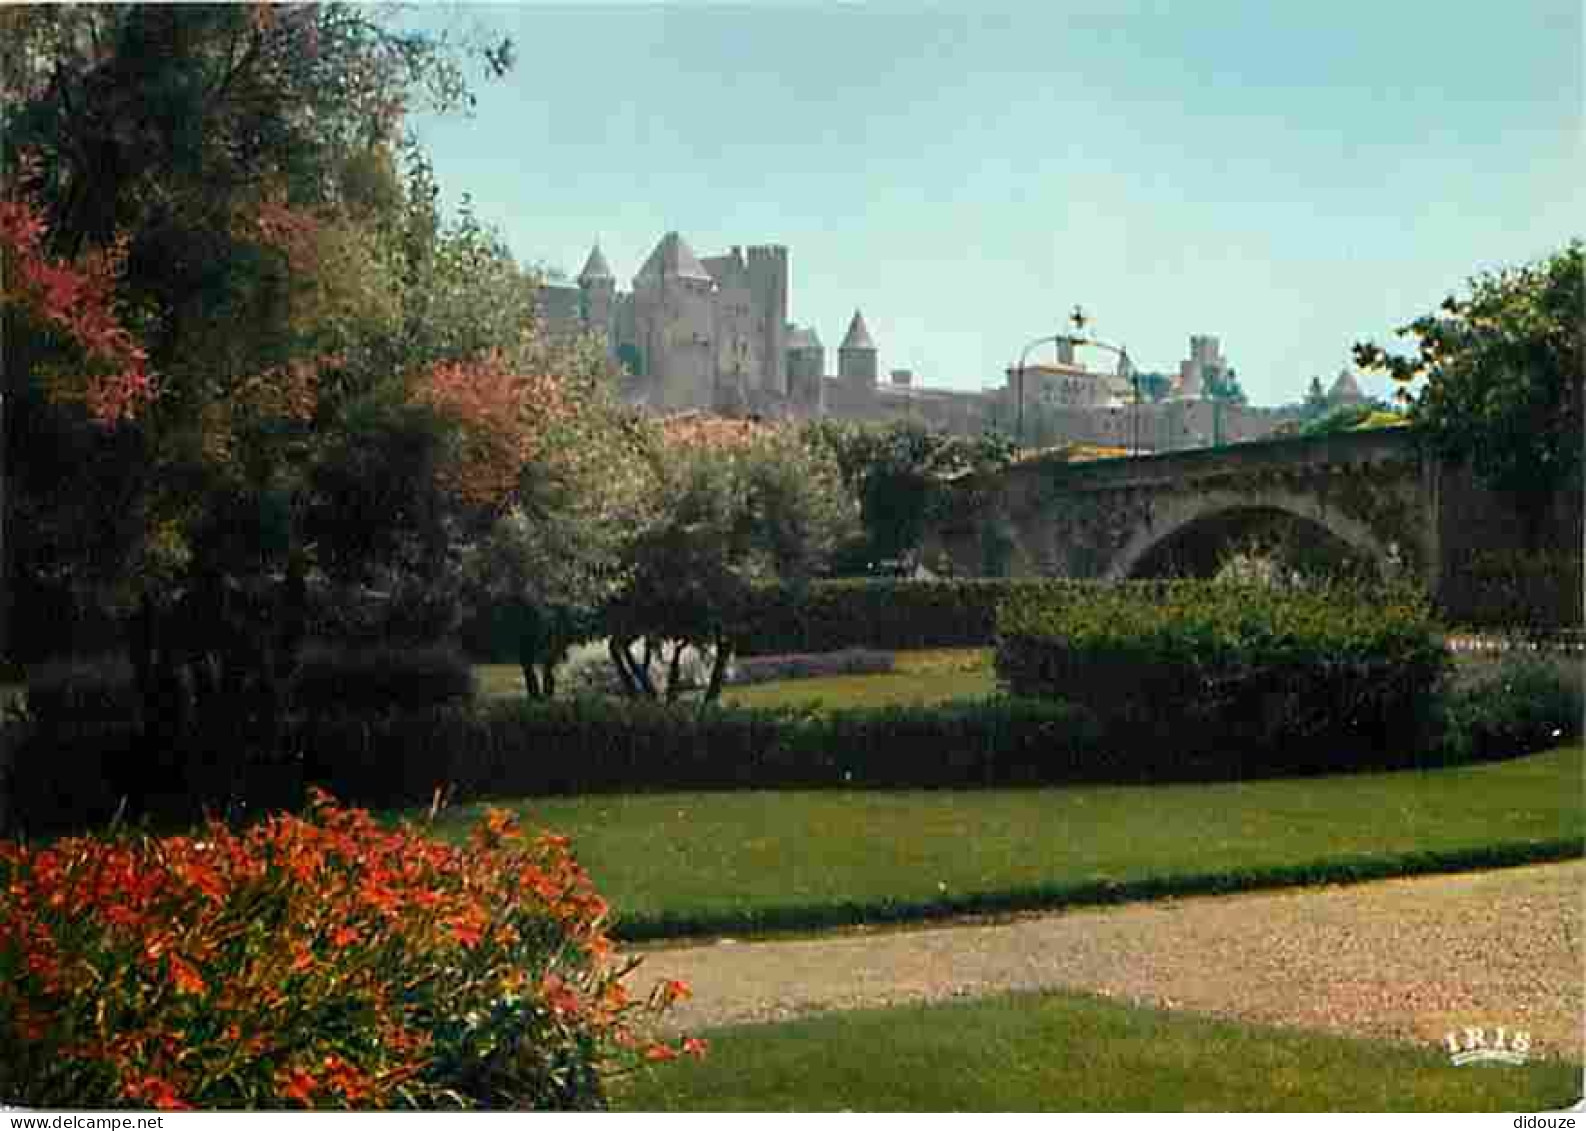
[537, 231, 1353, 451]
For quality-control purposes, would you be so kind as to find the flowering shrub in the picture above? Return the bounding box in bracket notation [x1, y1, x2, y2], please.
[0, 192, 155, 426]
[0, 793, 702, 1110]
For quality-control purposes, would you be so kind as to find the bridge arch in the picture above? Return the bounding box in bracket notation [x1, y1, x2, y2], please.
[1103, 491, 1396, 581]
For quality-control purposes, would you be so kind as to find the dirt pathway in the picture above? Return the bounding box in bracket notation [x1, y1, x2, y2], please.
[628, 861, 1584, 1061]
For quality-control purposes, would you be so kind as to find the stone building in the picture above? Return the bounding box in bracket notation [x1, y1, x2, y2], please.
[539, 232, 801, 415]
[536, 231, 1299, 448]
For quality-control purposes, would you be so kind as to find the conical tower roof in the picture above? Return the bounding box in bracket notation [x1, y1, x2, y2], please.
[577, 242, 614, 284]
[1329, 366, 1365, 403]
[787, 325, 823, 350]
[636, 231, 713, 284]
[840, 309, 876, 351]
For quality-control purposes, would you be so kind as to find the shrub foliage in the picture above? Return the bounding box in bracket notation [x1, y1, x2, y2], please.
[995, 580, 1449, 769]
[735, 579, 1106, 655]
[1440, 549, 1584, 632]
[0, 794, 701, 1110]
[1437, 651, 1583, 763]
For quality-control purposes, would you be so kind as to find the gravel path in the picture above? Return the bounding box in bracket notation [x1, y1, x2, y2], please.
[628, 861, 1584, 1062]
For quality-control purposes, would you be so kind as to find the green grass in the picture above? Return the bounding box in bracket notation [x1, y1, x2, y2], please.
[614, 990, 1582, 1112]
[474, 648, 998, 709]
[724, 648, 996, 710]
[414, 744, 1583, 940]
[474, 664, 526, 699]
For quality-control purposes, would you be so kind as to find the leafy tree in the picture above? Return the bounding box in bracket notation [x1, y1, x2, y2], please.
[1354, 241, 1583, 531]
[1297, 401, 1404, 437]
[805, 419, 1014, 575]
[605, 421, 857, 704]
[0, 3, 518, 805]
[458, 374, 650, 700]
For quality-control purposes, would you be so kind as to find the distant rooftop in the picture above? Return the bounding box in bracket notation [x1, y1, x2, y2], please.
[577, 242, 614, 284]
[787, 325, 823, 350]
[840, 309, 876, 351]
[637, 231, 714, 284]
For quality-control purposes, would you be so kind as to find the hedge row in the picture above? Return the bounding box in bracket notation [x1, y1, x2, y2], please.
[995, 580, 1449, 764]
[1439, 549, 1584, 632]
[18, 672, 1574, 837]
[17, 645, 476, 728]
[733, 579, 1183, 655]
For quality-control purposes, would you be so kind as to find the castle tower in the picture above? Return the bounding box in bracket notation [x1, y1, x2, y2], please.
[746, 245, 789, 397]
[786, 323, 825, 413]
[577, 241, 616, 345]
[1328, 365, 1367, 407]
[633, 231, 717, 410]
[838, 309, 878, 387]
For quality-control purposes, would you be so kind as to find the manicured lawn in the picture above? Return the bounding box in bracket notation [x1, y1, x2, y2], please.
[724, 648, 996, 710]
[613, 990, 1582, 1112]
[414, 744, 1583, 939]
[474, 648, 998, 708]
[475, 664, 527, 699]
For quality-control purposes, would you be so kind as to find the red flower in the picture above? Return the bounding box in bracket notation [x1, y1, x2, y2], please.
[276, 1067, 320, 1107]
[125, 1075, 192, 1111]
[168, 954, 207, 997]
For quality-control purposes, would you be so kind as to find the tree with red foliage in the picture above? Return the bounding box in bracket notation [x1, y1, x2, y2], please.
[1, 4, 523, 811]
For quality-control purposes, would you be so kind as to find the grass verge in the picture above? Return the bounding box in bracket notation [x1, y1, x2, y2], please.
[414, 744, 1584, 941]
[613, 989, 1582, 1112]
[476, 648, 998, 709]
[723, 648, 996, 710]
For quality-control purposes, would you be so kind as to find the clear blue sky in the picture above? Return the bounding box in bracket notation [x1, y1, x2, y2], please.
[407, 1, 1582, 407]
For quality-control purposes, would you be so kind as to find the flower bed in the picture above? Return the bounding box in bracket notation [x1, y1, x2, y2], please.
[0, 793, 701, 1110]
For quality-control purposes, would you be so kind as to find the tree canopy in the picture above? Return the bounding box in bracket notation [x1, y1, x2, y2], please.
[1354, 241, 1583, 506]
[805, 419, 1015, 575]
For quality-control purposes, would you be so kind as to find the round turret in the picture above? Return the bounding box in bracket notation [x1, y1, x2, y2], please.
[838, 309, 878, 386]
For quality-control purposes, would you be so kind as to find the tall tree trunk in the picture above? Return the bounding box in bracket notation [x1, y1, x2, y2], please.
[519, 631, 544, 699]
[664, 641, 685, 704]
[608, 637, 656, 698]
[703, 633, 731, 705]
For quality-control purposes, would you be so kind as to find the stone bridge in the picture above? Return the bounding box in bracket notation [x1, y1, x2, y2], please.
[924, 428, 1576, 601]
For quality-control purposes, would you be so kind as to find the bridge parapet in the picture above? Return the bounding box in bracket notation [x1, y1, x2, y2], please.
[930, 428, 1431, 583]
[991, 427, 1419, 494]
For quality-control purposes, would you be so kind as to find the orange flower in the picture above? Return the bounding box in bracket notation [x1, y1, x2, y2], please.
[289, 942, 315, 974]
[167, 954, 207, 997]
[125, 1075, 192, 1111]
[276, 1067, 320, 1107]
[445, 907, 488, 949]
[321, 1055, 372, 1103]
[482, 808, 522, 842]
[656, 979, 691, 1006]
[540, 973, 583, 1018]
[682, 1036, 709, 1059]
[643, 1043, 679, 1063]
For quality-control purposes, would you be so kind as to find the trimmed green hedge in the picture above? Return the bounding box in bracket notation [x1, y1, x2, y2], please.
[19, 681, 1565, 837]
[735, 579, 1181, 655]
[1441, 549, 1584, 632]
[995, 580, 1449, 766]
[293, 644, 475, 716]
[17, 645, 475, 728]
